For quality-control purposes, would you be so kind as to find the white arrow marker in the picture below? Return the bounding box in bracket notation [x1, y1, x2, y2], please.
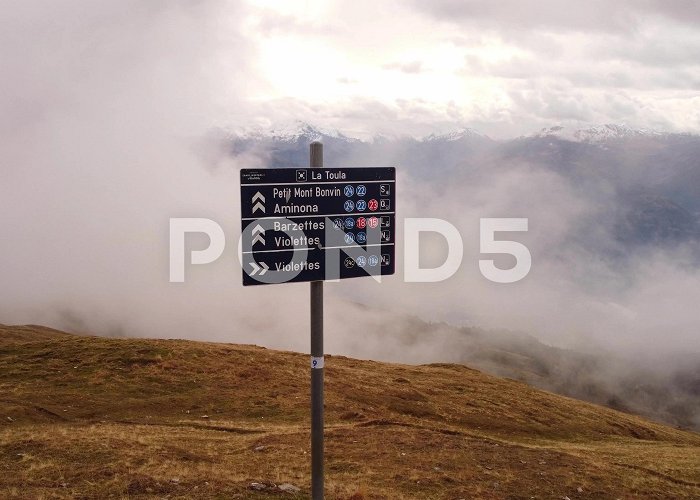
[252, 224, 265, 245]
[252, 201, 265, 213]
[249, 261, 268, 276]
[252, 191, 265, 203]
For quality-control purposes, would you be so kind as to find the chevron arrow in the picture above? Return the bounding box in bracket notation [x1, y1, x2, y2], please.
[252, 201, 265, 213]
[252, 224, 265, 245]
[249, 262, 261, 276]
[252, 191, 265, 203]
[259, 262, 269, 276]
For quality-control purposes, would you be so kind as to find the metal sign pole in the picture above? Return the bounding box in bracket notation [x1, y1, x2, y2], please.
[309, 141, 324, 500]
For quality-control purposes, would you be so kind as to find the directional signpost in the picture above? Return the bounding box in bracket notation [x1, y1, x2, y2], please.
[240, 143, 396, 499]
[240, 165, 396, 286]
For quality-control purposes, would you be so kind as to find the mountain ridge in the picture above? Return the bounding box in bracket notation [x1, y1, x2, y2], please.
[228, 120, 695, 144]
[228, 119, 700, 248]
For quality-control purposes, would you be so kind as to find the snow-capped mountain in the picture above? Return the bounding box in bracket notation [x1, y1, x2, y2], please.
[232, 122, 491, 145]
[231, 122, 689, 145]
[421, 127, 487, 142]
[233, 121, 357, 144]
[534, 124, 669, 143]
[227, 121, 700, 251]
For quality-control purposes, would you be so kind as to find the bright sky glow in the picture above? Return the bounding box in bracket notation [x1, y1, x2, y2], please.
[231, 0, 700, 137]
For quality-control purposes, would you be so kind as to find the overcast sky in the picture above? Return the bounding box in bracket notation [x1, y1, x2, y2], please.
[3, 1, 697, 139]
[224, 0, 700, 137]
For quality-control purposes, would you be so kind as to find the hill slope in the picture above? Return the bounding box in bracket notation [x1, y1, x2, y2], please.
[1, 325, 699, 499]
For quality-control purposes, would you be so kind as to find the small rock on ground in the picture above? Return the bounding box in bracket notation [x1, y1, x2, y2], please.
[278, 483, 301, 493]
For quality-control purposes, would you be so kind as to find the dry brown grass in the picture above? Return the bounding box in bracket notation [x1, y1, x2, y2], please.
[0, 324, 698, 498]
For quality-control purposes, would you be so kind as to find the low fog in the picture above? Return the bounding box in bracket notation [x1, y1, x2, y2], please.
[1, 2, 699, 427]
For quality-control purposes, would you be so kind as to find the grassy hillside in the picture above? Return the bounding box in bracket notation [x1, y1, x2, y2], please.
[339, 306, 700, 431]
[1, 324, 699, 499]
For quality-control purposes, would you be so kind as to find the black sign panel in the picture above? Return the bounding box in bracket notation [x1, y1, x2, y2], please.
[240, 167, 396, 285]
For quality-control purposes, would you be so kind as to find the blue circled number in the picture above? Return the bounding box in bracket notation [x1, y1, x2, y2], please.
[344, 232, 355, 244]
[356, 185, 367, 197]
[343, 200, 355, 212]
[356, 199, 367, 211]
[344, 185, 354, 197]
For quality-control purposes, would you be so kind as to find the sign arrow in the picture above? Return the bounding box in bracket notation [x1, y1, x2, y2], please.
[249, 261, 269, 276]
[252, 191, 265, 203]
[252, 201, 265, 213]
[252, 224, 266, 245]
